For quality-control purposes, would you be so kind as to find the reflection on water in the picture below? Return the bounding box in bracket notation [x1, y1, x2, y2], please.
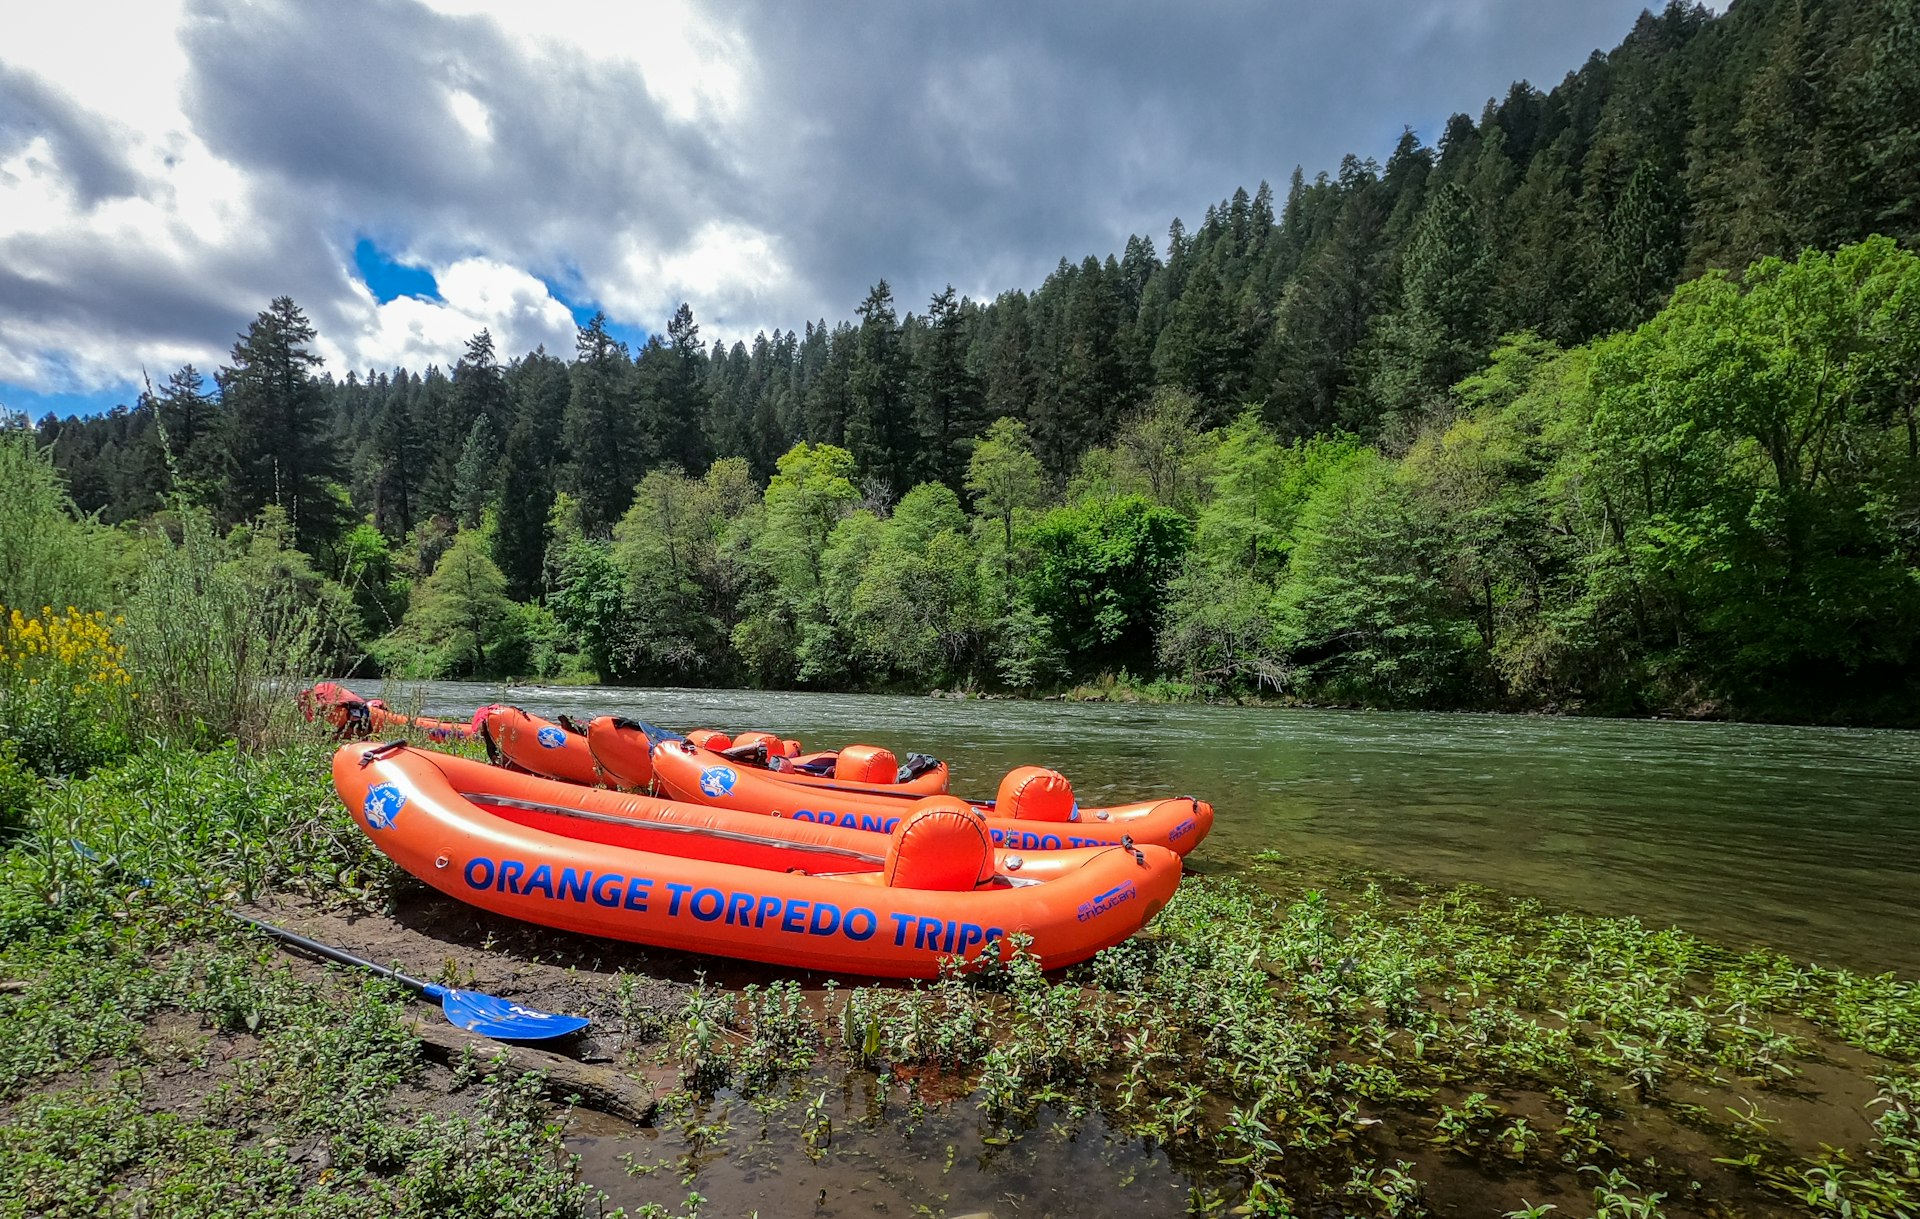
[379, 681, 1920, 975]
[567, 1076, 1206, 1218]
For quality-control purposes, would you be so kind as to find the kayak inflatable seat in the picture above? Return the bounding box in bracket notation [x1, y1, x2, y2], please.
[997, 766, 1076, 821]
[885, 799, 993, 890]
[835, 744, 898, 784]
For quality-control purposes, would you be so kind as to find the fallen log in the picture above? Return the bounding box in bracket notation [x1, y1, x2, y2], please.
[412, 1019, 668, 1125]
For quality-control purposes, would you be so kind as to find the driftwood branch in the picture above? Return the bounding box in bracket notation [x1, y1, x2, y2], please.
[412, 1019, 666, 1126]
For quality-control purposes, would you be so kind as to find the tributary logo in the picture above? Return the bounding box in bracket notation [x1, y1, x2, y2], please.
[698, 765, 738, 797]
[363, 783, 407, 830]
[537, 726, 567, 748]
[1076, 880, 1137, 922]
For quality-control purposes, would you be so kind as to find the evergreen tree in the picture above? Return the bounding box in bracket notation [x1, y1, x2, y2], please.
[1600, 160, 1688, 329]
[492, 418, 553, 602]
[149, 364, 226, 501]
[449, 415, 497, 528]
[1368, 183, 1495, 429]
[911, 285, 981, 489]
[846, 281, 914, 491]
[561, 313, 638, 535]
[218, 296, 347, 552]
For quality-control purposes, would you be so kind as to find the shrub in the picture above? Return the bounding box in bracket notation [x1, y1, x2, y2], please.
[0, 606, 133, 776]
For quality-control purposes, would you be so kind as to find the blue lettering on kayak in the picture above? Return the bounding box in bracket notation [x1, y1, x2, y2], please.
[791, 808, 902, 833]
[1077, 880, 1138, 923]
[459, 855, 894, 944]
[1167, 817, 1198, 843]
[888, 911, 1005, 955]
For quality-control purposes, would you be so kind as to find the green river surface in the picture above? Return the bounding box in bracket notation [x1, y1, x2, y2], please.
[399, 682, 1920, 977]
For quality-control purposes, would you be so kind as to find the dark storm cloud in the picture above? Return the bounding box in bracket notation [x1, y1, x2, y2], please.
[0, 61, 142, 205]
[710, 0, 1657, 321]
[179, 0, 746, 284]
[1, 0, 1667, 397]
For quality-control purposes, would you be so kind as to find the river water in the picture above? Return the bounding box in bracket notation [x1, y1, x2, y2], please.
[379, 682, 1920, 976]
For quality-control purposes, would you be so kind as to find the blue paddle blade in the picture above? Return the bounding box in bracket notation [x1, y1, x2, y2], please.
[429, 985, 592, 1041]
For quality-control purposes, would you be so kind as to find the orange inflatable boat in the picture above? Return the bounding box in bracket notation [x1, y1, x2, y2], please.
[481, 705, 604, 785]
[333, 740, 1181, 978]
[622, 722, 1213, 856]
[589, 716, 949, 796]
[301, 682, 487, 743]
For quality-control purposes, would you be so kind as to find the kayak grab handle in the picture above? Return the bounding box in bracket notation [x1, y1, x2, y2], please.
[358, 739, 409, 767]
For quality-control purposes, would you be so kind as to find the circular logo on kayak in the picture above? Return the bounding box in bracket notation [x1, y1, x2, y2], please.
[698, 765, 738, 797]
[536, 726, 567, 748]
[363, 782, 407, 830]
[1069, 801, 1081, 823]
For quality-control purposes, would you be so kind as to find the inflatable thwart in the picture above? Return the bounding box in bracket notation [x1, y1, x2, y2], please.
[615, 720, 1214, 857]
[333, 740, 1180, 978]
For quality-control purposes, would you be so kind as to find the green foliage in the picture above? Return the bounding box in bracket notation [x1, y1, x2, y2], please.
[1023, 494, 1191, 674]
[377, 530, 518, 679]
[1272, 453, 1479, 704]
[0, 427, 114, 617]
[0, 738, 41, 837]
[118, 507, 322, 750]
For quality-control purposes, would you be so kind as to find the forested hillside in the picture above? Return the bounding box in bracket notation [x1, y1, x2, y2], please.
[21, 0, 1920, 721]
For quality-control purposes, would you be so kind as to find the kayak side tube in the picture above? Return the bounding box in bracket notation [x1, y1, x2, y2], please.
[484, 705, 601, 787]
[637, 726, 1214, 856]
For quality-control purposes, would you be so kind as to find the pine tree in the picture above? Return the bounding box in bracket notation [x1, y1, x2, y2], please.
[1601, 160, 1687, 329]
[912, 285, 981, 489]
[150, 364, 226, 501]
[492, 418, 553, 601]
[561, 313, 638, 535]
[846, 281, 914, 491]
[1368, 183, 1495, 429]
[449, 415, 497, 528]
[218, 297, 346, 551]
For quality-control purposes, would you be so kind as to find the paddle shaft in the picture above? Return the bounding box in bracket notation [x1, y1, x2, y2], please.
[227, 910, 437, 997]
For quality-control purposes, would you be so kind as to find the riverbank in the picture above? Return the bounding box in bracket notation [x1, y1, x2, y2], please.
[3, 736, 1918, 1217]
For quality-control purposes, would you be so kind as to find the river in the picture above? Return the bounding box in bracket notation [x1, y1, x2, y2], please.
[377, 682, 1920, 976]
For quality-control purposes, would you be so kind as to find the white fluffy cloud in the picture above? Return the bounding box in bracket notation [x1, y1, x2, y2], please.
[0, 0, 1661, 406]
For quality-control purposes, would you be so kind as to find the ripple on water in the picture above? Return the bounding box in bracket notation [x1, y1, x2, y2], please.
[370, 682, 1920, 974]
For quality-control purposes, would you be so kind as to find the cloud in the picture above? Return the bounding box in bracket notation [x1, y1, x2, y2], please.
[0, 0, 1657, 408]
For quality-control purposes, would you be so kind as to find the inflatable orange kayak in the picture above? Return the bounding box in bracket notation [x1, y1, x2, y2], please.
[589, 716, 949, 796]
[333, 740, 1181, 977]
[482, 705, 600, 786]
[624, 722, 1213, 856]
[301, 682, 487, 743]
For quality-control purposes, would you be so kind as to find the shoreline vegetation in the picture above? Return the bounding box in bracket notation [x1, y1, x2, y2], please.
[1, 440, 1916, 1216]
[4, 734, 1919, 1217]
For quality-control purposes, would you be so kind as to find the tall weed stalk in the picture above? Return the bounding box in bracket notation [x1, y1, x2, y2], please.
[119, 507, 322, 751]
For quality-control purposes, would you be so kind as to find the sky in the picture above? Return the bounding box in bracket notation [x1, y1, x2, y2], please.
[0, 0, 1666, 418]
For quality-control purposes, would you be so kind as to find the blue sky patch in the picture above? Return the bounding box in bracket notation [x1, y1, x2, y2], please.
[0, 381, 137, 422]
[354, 238, 440, 304]
[539, 275, 651, 354]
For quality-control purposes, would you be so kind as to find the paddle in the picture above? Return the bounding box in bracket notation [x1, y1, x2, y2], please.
[227, 911, 591, 1042]
[70, 840, 590, 1043]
